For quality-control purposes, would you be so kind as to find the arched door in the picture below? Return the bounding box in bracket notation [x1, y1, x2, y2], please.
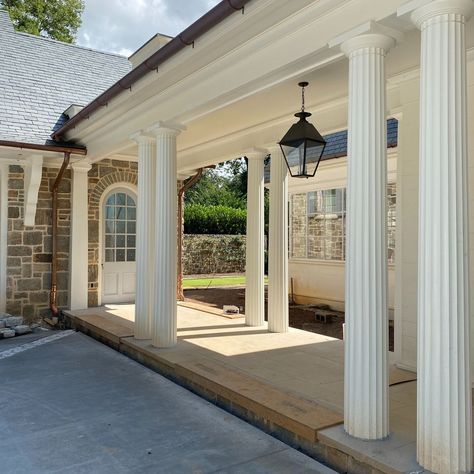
[102, 189, 137, 304]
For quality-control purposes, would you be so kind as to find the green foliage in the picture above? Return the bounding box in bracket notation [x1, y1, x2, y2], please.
[2, 0, 85, 43]
[184, 156, 270, 235]
[184, 204, 247, 235]
[184, 166, 247, 209]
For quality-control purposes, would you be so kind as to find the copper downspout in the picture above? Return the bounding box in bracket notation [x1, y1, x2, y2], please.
[177, 169, 203, 301]
[49, 152, 70, 319]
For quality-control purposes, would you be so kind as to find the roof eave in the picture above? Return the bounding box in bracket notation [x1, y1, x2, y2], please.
[51, 0, 252, 142]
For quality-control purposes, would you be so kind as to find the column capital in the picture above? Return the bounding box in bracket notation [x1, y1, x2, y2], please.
[146, 121, 186, 138]
[329, 21, 403, 57]
[70, 160, 92, 173]
[398, 0, 473, 27]
[267, 144, 283, 156]
[243, 147, 268, 160]
[130, 130, 155, 144]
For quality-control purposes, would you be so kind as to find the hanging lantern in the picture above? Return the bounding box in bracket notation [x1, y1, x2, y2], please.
[279, 82, 326, 178]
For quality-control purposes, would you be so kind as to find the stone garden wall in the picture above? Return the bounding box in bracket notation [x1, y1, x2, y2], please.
[87, 159, 137, 307]
[183, 234, 246, 275]
[6, 165, 71, 321]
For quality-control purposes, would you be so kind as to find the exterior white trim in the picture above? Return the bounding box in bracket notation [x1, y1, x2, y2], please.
[268, 146, 289, 333]
[98, 182, 138, 307]
[0, 164, 8, 313]
[69, 162, 91, 310]
[245, 149, 266, 327]
[23, 155, 43, 227]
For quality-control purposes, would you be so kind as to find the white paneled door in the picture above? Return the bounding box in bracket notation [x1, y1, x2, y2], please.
[102, 189, 137, 304]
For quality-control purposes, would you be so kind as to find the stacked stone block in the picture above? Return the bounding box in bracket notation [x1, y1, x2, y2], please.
[6, 165, 71, 321]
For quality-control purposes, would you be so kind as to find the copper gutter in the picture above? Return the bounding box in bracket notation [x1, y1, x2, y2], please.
[51, 0, 251, 141]
[0, 140, 86, 155]
[177, 169, 203, 301]
[49, 152, 71, 319]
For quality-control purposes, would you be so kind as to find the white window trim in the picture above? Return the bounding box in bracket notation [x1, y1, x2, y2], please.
[290, 187, 346, 262]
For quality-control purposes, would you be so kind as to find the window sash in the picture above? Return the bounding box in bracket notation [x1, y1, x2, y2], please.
[290, 185, 396, 263]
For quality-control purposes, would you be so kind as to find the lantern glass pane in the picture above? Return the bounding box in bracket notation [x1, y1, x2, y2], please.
[304, 139, 325, 176]
[281, 140, 305, 176]
[281, 139, 325, 177]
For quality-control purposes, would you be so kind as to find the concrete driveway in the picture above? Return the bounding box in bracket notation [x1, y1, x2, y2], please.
[0, 330, 335, 473]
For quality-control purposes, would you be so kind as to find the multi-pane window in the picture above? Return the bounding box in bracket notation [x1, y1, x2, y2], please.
[387, 183, 397, 263]
[104, 191, 137, 263]
[290, 185, 396, 263]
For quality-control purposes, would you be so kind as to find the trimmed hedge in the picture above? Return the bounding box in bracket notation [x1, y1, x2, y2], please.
[184, 204, 246, 235]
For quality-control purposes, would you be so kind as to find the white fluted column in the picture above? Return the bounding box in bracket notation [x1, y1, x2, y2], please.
[131, 133, 156, 340]
[339, 31, 396, 440]
[69, 161, 91, 310]
[407, 1, 472, 472]
[245, 149, 266, 327]
[0, 164, 8, 313]
[150, 124, 183, 348]
[268, 146, 288, 333]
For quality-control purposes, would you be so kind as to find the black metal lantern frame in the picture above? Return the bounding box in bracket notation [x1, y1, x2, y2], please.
[279, 82, 326, 178]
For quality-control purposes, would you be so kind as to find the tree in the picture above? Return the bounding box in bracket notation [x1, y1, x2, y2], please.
[2, 0, 85, 43]
[185, 166, 247, 210]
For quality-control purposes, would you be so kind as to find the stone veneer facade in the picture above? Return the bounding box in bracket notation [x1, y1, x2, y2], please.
[87, 159, 137, 307]
[6, 165, 71, 321]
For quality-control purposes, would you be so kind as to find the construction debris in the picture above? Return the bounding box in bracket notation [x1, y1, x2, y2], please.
[0, 314, 39, 339]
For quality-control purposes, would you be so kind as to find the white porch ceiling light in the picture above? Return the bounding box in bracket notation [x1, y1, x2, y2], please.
[279, 82, 326, 178]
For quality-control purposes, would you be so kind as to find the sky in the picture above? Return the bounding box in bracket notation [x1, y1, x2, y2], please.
[77, 0, 220, 57]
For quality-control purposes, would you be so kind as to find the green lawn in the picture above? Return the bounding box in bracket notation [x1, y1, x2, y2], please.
[183, 275, 268, 288]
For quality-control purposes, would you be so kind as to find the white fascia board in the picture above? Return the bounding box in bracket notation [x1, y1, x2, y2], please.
[23, 155, 43, 227]
[67, 0, 410, 160]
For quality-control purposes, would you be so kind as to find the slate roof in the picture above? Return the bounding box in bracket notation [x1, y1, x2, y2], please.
[263, 118, 398, 183]
[0, 9, 131, 146]
[322, 117, 398, 160]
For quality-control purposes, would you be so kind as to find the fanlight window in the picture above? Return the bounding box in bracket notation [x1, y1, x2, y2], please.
[104, 191, 136, 263]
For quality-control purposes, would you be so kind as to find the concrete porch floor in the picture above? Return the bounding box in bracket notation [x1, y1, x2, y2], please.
[65, 303, 422, 474]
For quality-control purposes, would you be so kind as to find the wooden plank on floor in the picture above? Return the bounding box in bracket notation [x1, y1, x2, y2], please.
[174, 358, 343, 443]
[70, 313, 134, 345]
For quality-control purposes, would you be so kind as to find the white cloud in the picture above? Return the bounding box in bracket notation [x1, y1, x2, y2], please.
[77, 0, 220, 56]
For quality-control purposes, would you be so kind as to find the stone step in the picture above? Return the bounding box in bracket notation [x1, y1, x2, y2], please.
[174, 358, 343, 443]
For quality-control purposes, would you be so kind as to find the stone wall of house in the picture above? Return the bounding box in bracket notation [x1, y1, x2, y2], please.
[6, 165, 71, 321]
[183, 234, 246, 275]
[87, 159, 137, 307]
